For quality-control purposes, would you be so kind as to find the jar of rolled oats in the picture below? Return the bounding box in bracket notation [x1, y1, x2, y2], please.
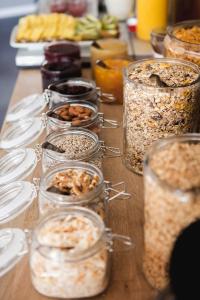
[123, 58, 200, 175]
[143, 134, 200, 290]
[42, 128, 120, 172]
[45, 100, 118, 135]
[164, 20, 200, 66]
[0, 208, 133, 298]
[39, 161, 130, 222]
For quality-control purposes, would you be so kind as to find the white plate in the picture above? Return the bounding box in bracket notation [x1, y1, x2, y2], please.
[10, 25, 93, 51]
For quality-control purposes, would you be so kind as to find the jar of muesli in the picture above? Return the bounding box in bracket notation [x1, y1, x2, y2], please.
[164, 20, 200, 66]
[143, 134, 200, 290]
[45, 100, 118, 135]
[39, 161, 130, 222]
[0, 208, 133, 298]
[123, 58, 200, 175]
[42, 128, 120, 172]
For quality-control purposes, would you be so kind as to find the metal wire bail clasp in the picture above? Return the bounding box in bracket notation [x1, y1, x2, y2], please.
[105, 181, 131, 202]
[96, 87, 116, 104]
[100, 141, 121, 158]
[43, 89, 51, 105]
[34, 144, 42, 162]
[98, 112, 119, 128]
[105, 228, 134, 252]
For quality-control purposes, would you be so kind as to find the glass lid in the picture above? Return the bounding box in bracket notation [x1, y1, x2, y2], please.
[0, 228, 27, 277]
[6, 94, 46, 122]
[0, 148, 37, 185]
[0, 181, 37, 224]
[0, 117, 44, 150]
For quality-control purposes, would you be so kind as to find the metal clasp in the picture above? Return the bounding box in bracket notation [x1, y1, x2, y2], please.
[43, 89, 51, 105]
[100, 141, 121, 158]
[34, 144, 42, 162]
[105, 228, 134, 252]
[32, 177, 41, 191]
[98, 113, 119, 128]
[96, 87, 116, 104]
[105, 181, 131, 202]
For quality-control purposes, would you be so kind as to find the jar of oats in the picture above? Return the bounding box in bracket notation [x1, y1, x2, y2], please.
[39, 161, 130, 222]
[0, 208, 133, 298]
[164, 20, 200, 66]
[45, 100, 118, 135]
[143, 134, 200, 290]
[42, 128, 120, 172]
[123, 58, 200, 175]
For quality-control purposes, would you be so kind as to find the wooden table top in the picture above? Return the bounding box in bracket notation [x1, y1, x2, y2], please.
[0, 68, 156, 300]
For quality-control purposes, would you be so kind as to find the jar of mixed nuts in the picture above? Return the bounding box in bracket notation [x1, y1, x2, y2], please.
[123, 58, 200, 175]
[42, 128, 120, 172]
[0, 208, 133, 298]
[164, 20, 200, 66]
[45, 100, 118, 135]
[143, 134, 200, 290]
[39, 161, 130, 222]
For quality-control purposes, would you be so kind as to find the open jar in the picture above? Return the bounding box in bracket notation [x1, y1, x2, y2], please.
[44, 77, 116, 108]
[95, 57, 131, 104]
[42, 128, 121, 172]
[45, 100, 118, 135]
[143, 134, 200, 290]
[164, 20, 200, 66]
[90, 39, 128, 74]
[0, 207, 133, 298]
[123, 58, 200, 175]
[39, 161, 130, 221]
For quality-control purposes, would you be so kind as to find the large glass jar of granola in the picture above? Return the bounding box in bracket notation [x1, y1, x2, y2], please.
[164, 20, 200, 66]
[123, 58, 200, 175]
[143, 134, 200, 290]
[42, 128, 120, 172]
[39, 161, 130, 222]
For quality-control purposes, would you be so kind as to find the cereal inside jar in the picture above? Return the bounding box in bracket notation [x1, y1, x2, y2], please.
[46, 101, 102, 135]
[143, 134, 200, 290]
[39, 162, 108, 220]
[42, 128, 104, 172]
[123, 58, 200, 174]
[164, 20, 200, 66]
[30, 208, 110, 298]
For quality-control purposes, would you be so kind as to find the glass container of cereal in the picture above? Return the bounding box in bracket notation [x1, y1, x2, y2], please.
[0, 208, 133, 298]
[123, 58, 200, 175]
[39, 161, 130, 221]
[164, 20, 200, 66]
[143, 134, 200, 290]
[45, 100, 118, 135]
[42, 128, 120, 172]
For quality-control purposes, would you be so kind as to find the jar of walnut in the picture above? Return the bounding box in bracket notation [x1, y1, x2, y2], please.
[39, 161, 119, 222]
[143, 134, 200, 290]
[164, 20, 200, 66]
[123, 58, 200, 175]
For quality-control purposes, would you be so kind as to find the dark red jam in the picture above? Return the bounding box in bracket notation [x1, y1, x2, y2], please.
[44, 42, 80, 63]
[50, 82, 93, 95]
[41, 60, 82, 90]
